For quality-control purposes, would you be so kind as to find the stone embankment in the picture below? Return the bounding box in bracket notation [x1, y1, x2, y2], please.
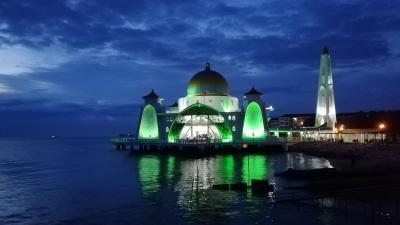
[280, 142, 400, 194]
[289, 142, 400, 172]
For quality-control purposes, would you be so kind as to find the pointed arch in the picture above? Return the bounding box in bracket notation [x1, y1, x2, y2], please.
[168, 103, 232, 143]
[138, 105, 159, 139]
[242, 102, 265, 140]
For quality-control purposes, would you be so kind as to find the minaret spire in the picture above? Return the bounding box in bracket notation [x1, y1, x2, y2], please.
[205, 61, 211, 70]
[315, 47, 336, 129]
[322, 47, 329, 55]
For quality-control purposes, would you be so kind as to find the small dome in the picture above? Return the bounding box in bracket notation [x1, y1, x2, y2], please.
[187, 63, 229, 96]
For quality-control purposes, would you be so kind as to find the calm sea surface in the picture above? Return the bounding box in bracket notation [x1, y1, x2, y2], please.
[0, 138, 376, 225]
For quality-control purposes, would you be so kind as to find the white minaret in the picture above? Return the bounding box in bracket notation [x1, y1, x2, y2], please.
[315, 47, 336, 128]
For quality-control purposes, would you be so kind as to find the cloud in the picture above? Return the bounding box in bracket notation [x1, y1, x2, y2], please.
[0, 83, 14, 93]
[0, 44, 71, 75]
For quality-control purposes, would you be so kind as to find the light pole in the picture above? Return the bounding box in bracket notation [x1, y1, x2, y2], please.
[378, 122, 386, 143]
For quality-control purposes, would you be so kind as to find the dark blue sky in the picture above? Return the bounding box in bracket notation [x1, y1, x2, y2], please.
[0, 0, 399, 137]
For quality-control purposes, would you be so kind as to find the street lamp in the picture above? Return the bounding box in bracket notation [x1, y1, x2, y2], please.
[338, 124, 344, 142]
[378, 122, 386, 142]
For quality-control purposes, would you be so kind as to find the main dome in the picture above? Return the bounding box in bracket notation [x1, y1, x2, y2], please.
[187, 63, 229, 96]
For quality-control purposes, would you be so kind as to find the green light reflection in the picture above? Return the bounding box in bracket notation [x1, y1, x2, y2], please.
[167, 156, 176, 182]
[138, 156, 160, 196]
[218, 155, 234, 183]
[242, 155, 268, 184]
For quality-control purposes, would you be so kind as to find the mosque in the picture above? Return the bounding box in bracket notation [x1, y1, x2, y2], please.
[112, 48, 344, 150]
[137, 62, 273, 144]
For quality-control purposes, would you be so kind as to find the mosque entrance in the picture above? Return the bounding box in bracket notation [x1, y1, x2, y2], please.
[179, 115, 222, 140]
[168, 103, 232, 143]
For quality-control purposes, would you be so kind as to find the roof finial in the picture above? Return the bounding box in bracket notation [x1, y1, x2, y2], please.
[245, 85, 263, 95]
[205, 62, 211, 70]
[142, 89, 160, 99]
[323, 47, 329, 55]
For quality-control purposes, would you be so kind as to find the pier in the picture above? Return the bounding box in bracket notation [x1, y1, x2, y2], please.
[110, 137, 288, 153]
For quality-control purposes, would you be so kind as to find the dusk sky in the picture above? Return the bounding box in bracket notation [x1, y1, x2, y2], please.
[0, 0, 399, 137]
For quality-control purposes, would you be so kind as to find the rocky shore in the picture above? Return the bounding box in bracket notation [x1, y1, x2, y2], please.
[289, 142, 400, 172]
[279, 142, 400, 194]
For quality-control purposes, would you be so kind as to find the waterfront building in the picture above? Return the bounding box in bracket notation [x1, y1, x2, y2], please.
[137, 62, 271, 144]
[114, 47, 395, 149]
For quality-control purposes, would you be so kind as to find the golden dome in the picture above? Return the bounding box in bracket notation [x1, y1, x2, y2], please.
[187, 63, 229, 96]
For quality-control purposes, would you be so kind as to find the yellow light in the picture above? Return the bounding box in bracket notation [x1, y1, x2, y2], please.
[339, 124, 344, 131]
[379, 123, 385, 129]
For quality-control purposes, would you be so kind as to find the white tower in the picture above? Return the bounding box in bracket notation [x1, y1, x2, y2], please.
[315, 47, 336, 128]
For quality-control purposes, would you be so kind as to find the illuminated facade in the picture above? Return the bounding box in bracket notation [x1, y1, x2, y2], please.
[137, 62, 270, 143]
[315, 47, 337, 128]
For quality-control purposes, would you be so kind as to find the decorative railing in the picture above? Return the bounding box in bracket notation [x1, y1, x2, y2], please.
[110, 136, 286, 145]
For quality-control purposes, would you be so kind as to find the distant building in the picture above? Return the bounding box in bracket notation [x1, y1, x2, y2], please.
[270, 113, 315, 128]
[268, 111, 399, 143]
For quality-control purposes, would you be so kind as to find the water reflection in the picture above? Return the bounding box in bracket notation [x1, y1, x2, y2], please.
[0, 138, 382, 225]
[218, 155, 234, 183]
[136, 152, 333, 221]
[166, 156, 176, 183]
[138, 156, 161, 196]
[242, 155, 268, 184]
[137, 153, 332, 197]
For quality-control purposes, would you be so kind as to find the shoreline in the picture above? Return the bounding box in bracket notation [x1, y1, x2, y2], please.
[289, 141, 400, 172]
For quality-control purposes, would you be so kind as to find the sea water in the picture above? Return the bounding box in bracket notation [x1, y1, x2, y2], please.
[0, 137, 381, 225]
